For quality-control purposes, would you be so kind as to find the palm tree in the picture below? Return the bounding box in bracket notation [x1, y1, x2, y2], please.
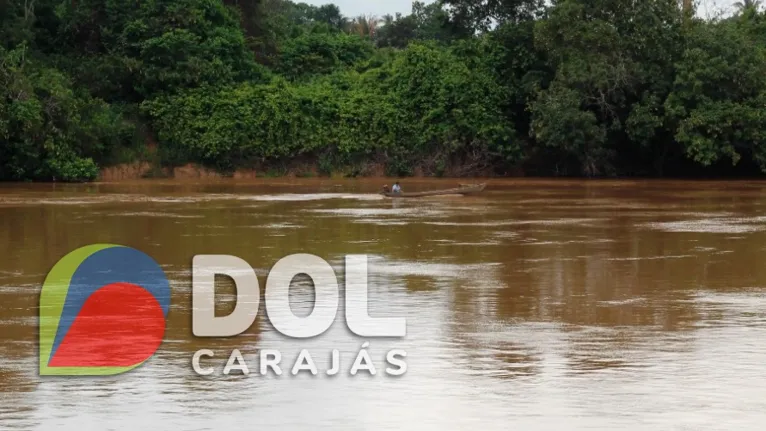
[733, 0, 762, 12]
[348, 15, 379, 38]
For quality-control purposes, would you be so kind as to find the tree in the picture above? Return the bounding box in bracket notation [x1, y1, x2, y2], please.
[734, 0, 762, 13]
[348, 15, 379, 38]
[273, 29, 374, 79]
[531, 0, 684, 176]
[439, 0, 543, 33]
[665, 18, 766, 170]
[313, 4, 348, 30]
[682, 0, 693, 15]
[375, 13, 417, 48]
[56, 0, 263, 101]
[3, 0, 766, 181]
[0, 44, 129, 181]
[413, 1, 463, 42]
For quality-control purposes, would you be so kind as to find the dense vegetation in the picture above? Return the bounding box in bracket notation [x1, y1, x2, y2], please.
[1, 0, 765, 181]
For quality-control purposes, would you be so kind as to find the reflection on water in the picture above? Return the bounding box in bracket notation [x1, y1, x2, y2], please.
[2, 179, 766, 429]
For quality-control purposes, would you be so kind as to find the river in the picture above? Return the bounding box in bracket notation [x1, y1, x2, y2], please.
[1, 179, 766, 430]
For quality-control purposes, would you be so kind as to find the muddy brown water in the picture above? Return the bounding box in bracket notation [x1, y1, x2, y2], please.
[1, 179, 766, 430]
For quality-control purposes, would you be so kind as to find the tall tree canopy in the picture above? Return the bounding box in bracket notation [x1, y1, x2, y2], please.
[1, 0, 765, 180]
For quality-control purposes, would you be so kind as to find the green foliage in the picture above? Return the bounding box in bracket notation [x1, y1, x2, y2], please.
[439, 0, 543, 33]
[142, 40, 517, 174]
[0, 44, 127, 181]
[55, 0, 265, 100]
[276, 29, 374, 79]
[143, 79, 325, 168]
[2, 0, 766, 181]
[665, 17, 766, 169]
[530, 0, 684, 175]
[376, 2, 462, 48]
[375, 14, 418, 49]
[45, 153, 100, 182]
[380, 42, 518, 165]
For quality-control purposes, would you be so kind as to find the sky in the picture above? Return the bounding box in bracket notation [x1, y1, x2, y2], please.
[301, 0, 746, 19]
[303, 0, 431, 17]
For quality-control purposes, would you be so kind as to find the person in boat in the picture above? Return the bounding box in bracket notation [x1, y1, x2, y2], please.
[382, 184, 390, 193]
[391, 182, 402, 193]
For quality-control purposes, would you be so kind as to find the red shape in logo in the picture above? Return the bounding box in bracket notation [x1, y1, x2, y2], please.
[48, 282, 166, 367]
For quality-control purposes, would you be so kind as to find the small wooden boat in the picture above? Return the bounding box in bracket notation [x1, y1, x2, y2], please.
[381, 183, 486, 198]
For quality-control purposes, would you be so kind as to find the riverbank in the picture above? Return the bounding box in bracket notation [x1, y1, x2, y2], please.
[97, 160, 515, 181]
[99, 162, 259, 181]
[94, 160, 766, 182]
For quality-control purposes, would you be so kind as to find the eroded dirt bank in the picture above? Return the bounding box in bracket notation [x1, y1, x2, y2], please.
[98, 161, 515, 181]
[99, 163, 261, 181]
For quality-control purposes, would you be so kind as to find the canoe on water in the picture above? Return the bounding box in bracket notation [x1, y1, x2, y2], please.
[381, 183, 486, 198]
